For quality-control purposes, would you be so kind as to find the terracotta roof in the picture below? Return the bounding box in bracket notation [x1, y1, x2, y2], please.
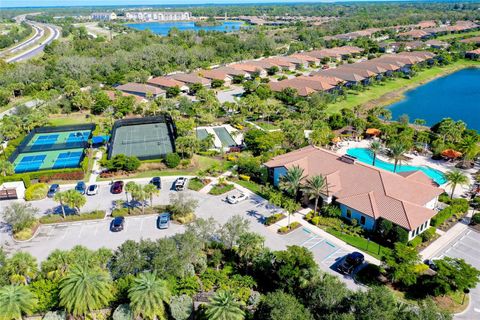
[417, 20, 437, 29]
[265, 146, 443, 230]
[215, 67, 250, 77]
[116, 83, 165, 96]
[337, 64, 378, 77]
[196, 69, 232, 81]
[397, 171, 438, 187]
[460, 37, 480, 44]
[147, 77, 186, 88]
[168, 73, 211, 85]
[229, 63, 266, 73]
[290, 53, 319, 63]
[263, 57, 296, 68]
[399, 29, 431, 39]
[105, 90, 145, 103]
[313, 68, 366, 82]
[467, 48, 480, 55]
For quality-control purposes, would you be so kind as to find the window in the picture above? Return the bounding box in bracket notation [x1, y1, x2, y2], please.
[346, 209, 352, 218]
[360, 216, 366, 225]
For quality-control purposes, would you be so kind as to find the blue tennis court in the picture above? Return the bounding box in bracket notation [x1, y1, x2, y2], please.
[14, 155, 47, 173]
[53, 151, 84, 169]
[66, 131, 90, 144]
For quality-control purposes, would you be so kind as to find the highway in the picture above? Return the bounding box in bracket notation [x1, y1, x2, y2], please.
[0, 14, 61, 63]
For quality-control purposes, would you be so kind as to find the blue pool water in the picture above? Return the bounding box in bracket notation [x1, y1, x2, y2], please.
[347, 148, 446, 185]
[126, 21, 245, 35]
[388, 68, 480, 131]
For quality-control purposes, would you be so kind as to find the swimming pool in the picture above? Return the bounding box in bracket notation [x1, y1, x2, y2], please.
[346, 148, 446, 185]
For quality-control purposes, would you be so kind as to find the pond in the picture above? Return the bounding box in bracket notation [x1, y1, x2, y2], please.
[126, 21, 246, 36]
[388, 68, 480, 131]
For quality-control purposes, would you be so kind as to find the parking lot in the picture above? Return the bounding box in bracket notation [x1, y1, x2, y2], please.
[2, 179, 361, 290]
[434, 228, 480, 319]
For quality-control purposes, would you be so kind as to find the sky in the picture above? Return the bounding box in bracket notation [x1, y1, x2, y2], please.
[2, 0, 338, 9]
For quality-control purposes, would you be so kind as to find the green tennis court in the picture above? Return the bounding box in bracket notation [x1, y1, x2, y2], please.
[110, 122, 175, 159]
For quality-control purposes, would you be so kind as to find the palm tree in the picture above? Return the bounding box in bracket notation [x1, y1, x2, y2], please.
[205, 290, 245, 320]
[301, 175, 326, 216]
[128, 272, 171, 320]
[4, 252, 38, 285]
[59, 265, 113, 317]
[143, 184, 159, 207]
[282, 197, 301, 229]
[125, 181, 140, 204]
[445, 169, 469, 199]
[279, 165, 305, 200]
[0, 285, 37, 320]
[0, 159, 14, 176]
[369, 141, 382, 167]
[53, 192, 67, 219]
[388, 143, 407, 172]
[62, 189, 86, 214]
[458, 136, 479, 168]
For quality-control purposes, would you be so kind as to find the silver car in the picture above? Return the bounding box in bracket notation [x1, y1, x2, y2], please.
[227, 193, 248, 204]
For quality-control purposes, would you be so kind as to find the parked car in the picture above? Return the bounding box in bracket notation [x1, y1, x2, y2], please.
[175, 177, 187, 191]
[424, 259, 439, 271]
[110, 217, 125, 232]
[86, 184, 99, 196]
[150, 177, 162, 189]
[111, 181, 124, 194]
[75, 181, 86, 194]
[227, 193, 248, 204]
[157, 212, 170, 229]
[338, 252, 364, 275]
[47, 184, 60, 198]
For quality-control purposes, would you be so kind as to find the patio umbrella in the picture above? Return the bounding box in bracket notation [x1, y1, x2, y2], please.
[366, 128, 381, 136]
[332, 137, 341, 143]
[441, 149, 462, 159]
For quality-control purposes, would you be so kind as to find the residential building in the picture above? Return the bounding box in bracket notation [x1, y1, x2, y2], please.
[147, 77, 189, 92]
[125, 11, 191, 22]
[91, 12, 117, 21]
[116, 83, 165, 99]
[168, 73, 211, 87]
[195, 70, 233, 86]
[264, 146, 443, 240]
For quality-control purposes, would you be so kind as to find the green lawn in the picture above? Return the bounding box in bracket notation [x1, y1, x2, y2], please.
[326, 59, 480, 114]
[437, 30, 480, 41]
[255, 121, 279, 131]
[326, 228, 391, 260]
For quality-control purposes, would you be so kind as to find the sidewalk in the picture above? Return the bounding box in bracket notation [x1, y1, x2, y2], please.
[420, 222, 469, 259]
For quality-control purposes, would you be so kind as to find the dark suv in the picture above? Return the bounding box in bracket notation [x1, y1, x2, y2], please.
[338, 252, 364, 275]
[110, 217, 125, 232]
[111, 181, 124, 194]
[75, 181, 86, 194]
[47, 184, 60, 198]
[150, 177, 162, 189]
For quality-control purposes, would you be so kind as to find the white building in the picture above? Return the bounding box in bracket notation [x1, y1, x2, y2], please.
[125, 11, 191, 22]
[91, 12, 117, 21]
[0, 181, 26, 200]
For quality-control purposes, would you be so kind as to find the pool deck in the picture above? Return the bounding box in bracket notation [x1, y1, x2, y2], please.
[336, 139, 477, 197]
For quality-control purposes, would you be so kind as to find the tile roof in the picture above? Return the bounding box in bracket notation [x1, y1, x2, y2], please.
[229, 63, 266, 73]
[265, 146, 443, 230]
[116, 83, 165, 96]
[215, 67, 250, 77]
[105, 90, 145, 103]
[168, 73, 211, 85]
[313, 68, 366, 82]
[147, 77, 186, 88]
[196, 69, 232, 81]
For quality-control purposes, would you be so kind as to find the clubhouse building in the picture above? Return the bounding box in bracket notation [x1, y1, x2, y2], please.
[265, 146, 444, 240]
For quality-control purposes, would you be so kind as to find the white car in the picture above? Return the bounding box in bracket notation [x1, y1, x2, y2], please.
[86, 184, 99, 195]
[227, 193, 248, 204]
[175, 177, 187, 191]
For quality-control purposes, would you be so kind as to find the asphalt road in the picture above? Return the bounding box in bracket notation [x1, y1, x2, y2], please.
[1, 177, 362, 290]
[7, 24, 61, 63]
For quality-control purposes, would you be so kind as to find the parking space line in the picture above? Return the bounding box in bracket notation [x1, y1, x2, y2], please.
[325, 241, 336, 248]
[308, 239, 325, 249]
[322, 248, 341, 262]
[139, 218, 145, 233]
[77, 225, 84, 238]
[300, 236, 318, 246]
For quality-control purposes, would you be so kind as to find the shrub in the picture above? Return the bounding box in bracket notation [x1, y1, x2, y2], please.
[43, 311, 67, 320]
[278, 222, 301, 234]
[420, 227, 437, 241]
[22, 175, 31, 188]
[472, 213, 480, 225]
[14, 228, 35, 241]
[321, 204, 341, 218]
[111, 208, 129, 217]
[187, 177, 205, 191]
[25, 183, 49, 201]
[431, 202, 469, 227]
[103, 154, 140, 172]
[2, 202, 38, 233]
[170, 295, 193, 320]
[265, 213, 286, 226]
[169, 193, 199, 222]
[165, 153, 181, 168]
[409, 236, 423, 248]
[239, 174, 251, 181]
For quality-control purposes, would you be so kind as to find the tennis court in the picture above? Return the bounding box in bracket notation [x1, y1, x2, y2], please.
[213, 127, 236, 147]
[110, 122, 175, 159]
[9, 124, 94, 173]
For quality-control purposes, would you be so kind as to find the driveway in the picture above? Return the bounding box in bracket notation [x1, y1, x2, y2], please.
[434, 228, 480, 319]
[1, 180, 361, 290]
[216, 86, 244, 103]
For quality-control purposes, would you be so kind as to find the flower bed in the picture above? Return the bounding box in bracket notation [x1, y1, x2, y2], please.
[265, 213, 286, 226]
[208, 183, 235, 195]
[39, 210, 106, 224]
[277, 222, 301, 234]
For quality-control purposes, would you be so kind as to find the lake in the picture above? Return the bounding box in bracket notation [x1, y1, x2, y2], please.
[126, 21, 246, 36]
[388, 68, 480, 131]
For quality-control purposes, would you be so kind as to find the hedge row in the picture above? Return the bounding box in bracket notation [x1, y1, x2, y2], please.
[39, 210, 106, 224]
[0, 168, 85, 187]
[431, 199, 469, 227]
